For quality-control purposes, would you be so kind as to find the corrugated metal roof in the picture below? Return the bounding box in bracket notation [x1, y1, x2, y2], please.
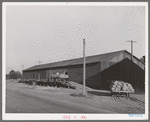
[23, 50, 126, 72]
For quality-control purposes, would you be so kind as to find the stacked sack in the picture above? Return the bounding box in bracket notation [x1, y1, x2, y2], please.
[122, 83, 135, 93]
[110, 80, 134, 93]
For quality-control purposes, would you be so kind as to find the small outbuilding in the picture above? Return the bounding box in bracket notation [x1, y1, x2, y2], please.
[23, 50, 145, 90]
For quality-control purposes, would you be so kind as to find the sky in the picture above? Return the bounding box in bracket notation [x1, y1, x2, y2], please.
[5, 3, 146, 74]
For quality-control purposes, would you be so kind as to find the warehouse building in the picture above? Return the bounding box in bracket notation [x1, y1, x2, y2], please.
[23, 50, 145, 90]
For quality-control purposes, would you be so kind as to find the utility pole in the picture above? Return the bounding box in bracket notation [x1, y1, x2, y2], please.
[37, 61, 42, 65]
[126, 40, 137, 61]
[83, 38, 86, 95]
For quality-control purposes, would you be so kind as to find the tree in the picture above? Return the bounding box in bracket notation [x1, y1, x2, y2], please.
[8, 70, 22, 79]
[16, 71, 22, 78]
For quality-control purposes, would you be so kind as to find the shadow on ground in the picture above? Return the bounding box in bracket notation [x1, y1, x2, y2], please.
[87, 91, 112, 97]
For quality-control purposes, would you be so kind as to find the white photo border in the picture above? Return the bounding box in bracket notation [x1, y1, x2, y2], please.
[2, 2, 149, 120]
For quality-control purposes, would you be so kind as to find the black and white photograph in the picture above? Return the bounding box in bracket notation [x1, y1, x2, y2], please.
[2, 2, 148, 120]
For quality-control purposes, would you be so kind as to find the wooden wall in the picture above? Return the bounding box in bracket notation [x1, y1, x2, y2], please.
[100, 58, 145, 91]
[46, 62, 101, 85]
[23, 62, 101, 88]
[23, 69, 47, 79]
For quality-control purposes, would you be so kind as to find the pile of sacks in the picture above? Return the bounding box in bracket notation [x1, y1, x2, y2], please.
[110, 80, 134, 93]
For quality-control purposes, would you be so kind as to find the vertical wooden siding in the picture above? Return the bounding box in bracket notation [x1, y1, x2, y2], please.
[23, 70, 47, 79]
[23, 62, 101, 89]
[45, 62, 100, 84]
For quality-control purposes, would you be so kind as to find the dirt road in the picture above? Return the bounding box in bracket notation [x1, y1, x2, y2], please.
[5, 80, 145, 113]
[6, 81, 114, 113]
